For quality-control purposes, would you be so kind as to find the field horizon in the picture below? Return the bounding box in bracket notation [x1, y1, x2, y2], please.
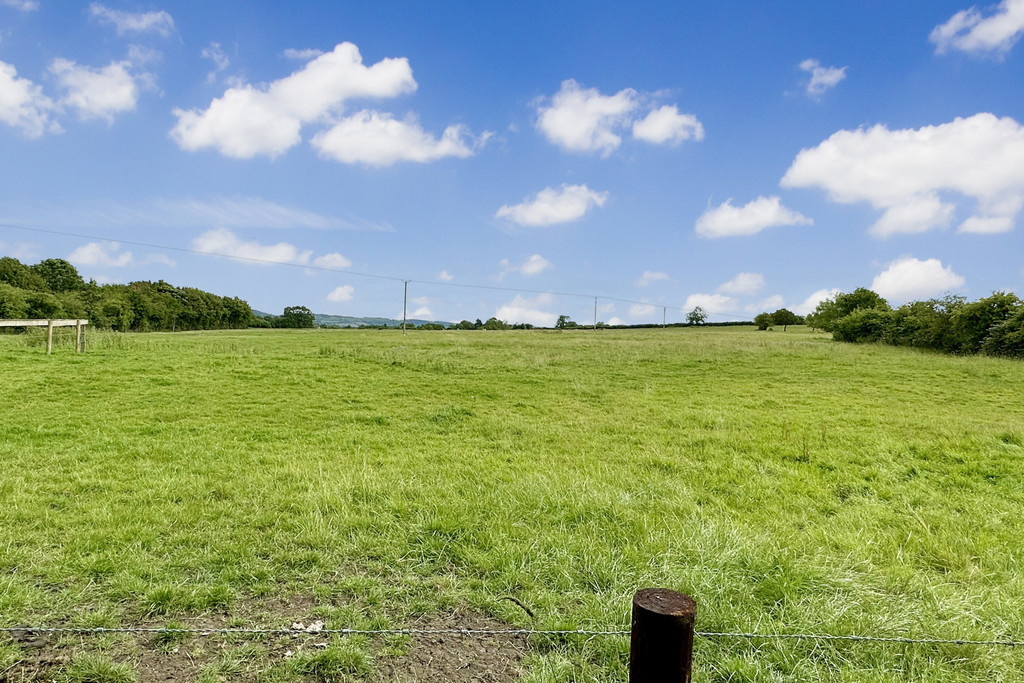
[2, 326, 1023, 682]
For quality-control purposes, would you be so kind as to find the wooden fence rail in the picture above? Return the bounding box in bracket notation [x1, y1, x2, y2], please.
[0, 319, 89, 354]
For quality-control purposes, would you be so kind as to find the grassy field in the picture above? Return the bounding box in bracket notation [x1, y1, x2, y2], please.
[1, 326, 1023, 682]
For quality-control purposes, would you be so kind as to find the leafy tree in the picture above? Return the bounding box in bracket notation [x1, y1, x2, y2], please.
[482, 317, 508, 330]
[276, 305, 315, 329]
[807, 288, 890, 332]
[31, 258, 85, 292]
[556, 315, 576, 329]
[832, 308, 893, 343]
[453, 320, 476, 330]
[950, 291, 1021, 354]
[981, 307, 1024, 358]
[753, 312, 772, 331]
[686, 306, 708, 325]
[0, 257, 47, 291]
[769, 308, 802, 331]
[0, 283, 29, 318]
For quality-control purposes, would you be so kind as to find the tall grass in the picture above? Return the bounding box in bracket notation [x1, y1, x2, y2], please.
[1, 327, 1023, 681]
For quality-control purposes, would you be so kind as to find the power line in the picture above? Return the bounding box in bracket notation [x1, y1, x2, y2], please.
[0, 222, 728, 320]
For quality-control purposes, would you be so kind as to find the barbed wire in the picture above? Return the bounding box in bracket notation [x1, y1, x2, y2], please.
[2, 626, 1021, 647]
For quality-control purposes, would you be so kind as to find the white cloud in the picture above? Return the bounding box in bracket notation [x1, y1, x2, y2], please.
[312, 252, 352, 269]
[636, 270, 670, 287]
[284, 48, 324, 60]
[438, 269, 453, 281]
[871, 256, 965, 302]
[931, 0, 1024, 55]
[607, 317, 626, 326]
[745, 294, 785, 313]
[67, 242, 133, 267]
[202, 43, 229, 84]
[326, 285, 354, 302]
[696, 196, 812, 238]
[535, 79, 638, 155]
[495, 293, 558, 327]
[89, 3, 175, 37]
[310, 110, 477, 166]
[799, 59, 847, 96]
[171, 42, 416, 159]
[683, 293, 737, 314]
[142, 253, 175, 267]
[793, 288, 841, 316]
[191, 228, 312, 265]
[2, 0, 39, 11]
[0, 61, 60, 137]
[629, 303, 657, 317]
[50, 59, 141, 122]
[632, 105, 704, 144]
[412, 306, 432, 317]
[495, 183, 608, 227]
[718, 272, 765, 295]
[499, 254, 552, 278]
[781, 113, 1024, 236]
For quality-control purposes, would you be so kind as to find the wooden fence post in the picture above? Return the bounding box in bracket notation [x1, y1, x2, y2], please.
[46, 320, 54, 355]
[629, 588, 697, 683]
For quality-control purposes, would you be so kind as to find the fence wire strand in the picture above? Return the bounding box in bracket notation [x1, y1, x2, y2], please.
[2, 626, 1020, 647]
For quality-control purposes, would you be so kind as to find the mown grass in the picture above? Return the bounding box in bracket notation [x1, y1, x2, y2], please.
[1, 326, 1023, 681]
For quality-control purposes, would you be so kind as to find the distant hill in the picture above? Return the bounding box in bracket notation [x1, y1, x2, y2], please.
[252, 310, 451, 328]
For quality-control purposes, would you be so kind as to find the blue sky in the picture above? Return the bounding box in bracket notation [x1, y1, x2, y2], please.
[2, 1, 1024, 325]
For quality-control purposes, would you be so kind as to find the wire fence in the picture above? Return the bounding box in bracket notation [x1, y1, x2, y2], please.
[3, 625, 1020, 648]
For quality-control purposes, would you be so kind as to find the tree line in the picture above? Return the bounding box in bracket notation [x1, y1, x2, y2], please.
[802, 287, 1024, 358]
[0, 256, 314, 331]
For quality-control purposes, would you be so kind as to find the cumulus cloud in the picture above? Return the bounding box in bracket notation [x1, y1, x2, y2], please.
[629, 303, 657, 318]
[191, 228, 312, 265]
[781, 113, 1024, 236]
[312, 253, 352, 269]
[718, 272, 765, 295]
[683, 293, 737, 315]
[636, 270, 670, 287]
[171, 42, 417, 159]
[202, 43, 229, 84]
[326, 285, 354, 302]
[793, 288, 841, 316]
[412, 306, 432, 317]
[310, 110, 477, 166]
[1, 0, 38, 11]
[89, 3, 175, 37]
[535, 79, 702, 155]
[50, 59, 142, 122]
[696, 196, 812, 238]
[931, 0, 1024, 55]
[745, 294, 785, 313]
[499, 254, 552, 278]
[67, 242, 133, 267]
[871, 256, 965, 302]
[495, 184, 608, 227]
[438, 269, 453, 281]
[0, 61, 60, 137]
[495, 293, 558, 327]
[632, 105, 705, 144]
[799, 59, 847, 96]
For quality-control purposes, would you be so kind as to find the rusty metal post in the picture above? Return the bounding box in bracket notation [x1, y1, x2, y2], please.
[629, 588, 697, 683]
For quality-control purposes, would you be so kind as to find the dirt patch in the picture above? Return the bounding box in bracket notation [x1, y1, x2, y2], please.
[373, 610, 527, 682]
[2, 602, 527, 682]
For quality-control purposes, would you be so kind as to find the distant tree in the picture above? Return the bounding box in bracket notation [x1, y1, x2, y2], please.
[482, 317, 508, 330]
[418, 322, 445, 330]
[981, 307, 1024, 358]
[454, 320, 476, 330]
[686, 306, 708, 325]
[950, 291, 1021, 354]
[474, 318, 484, 329]
[276, 305, 315, 329]
[769, 308, 802, 331]
[31, 258, 85, 293]
[753, 312, 772, 331]
[556, 314, 576, 329]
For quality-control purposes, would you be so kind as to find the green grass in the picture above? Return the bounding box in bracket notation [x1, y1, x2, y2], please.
[2, 326, 1024, 681]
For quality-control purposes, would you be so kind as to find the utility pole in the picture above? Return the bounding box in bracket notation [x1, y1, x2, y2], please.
[663, 306, 667, 329]
[402, 280, 408, 334]
[594, 297, 598, 330]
